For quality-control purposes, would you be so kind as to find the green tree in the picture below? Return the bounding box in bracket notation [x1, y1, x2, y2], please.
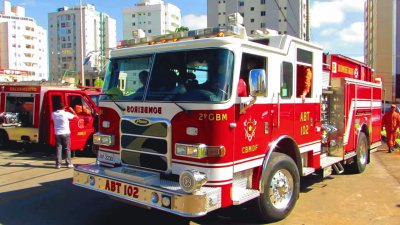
[175, 26, 189, 32]
[94, 77, 104, 88]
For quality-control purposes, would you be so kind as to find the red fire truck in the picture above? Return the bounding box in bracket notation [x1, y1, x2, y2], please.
[0, 82, 99, 154]
[73, 20, 382, 222]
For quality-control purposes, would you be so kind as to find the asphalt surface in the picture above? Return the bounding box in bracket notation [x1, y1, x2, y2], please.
[0, 143, 399, 225]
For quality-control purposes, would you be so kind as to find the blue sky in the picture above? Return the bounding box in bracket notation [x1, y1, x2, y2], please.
[3, 0, 365, 61]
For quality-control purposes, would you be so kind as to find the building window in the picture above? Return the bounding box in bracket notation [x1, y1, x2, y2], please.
[251, 19, 254, 23]
[132, 22, 135, 26]
[239, 1, 244, 7]
[261, 11, 266, 16]
[132, 14, 135, 18]
[261, 0, 266, 4]
[148, 30, 152, 33]
[251, 7, 255, 11]
[261, 22, 266, 28]
[148, 12, 151, 16]
[240, 13, 244, 17]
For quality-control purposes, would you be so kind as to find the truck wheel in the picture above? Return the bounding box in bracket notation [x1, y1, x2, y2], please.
[91, 144, 99, 156]
[255, 152, 300, 223]
[0, 131, 9, 149]
[347, 132, 368, 174]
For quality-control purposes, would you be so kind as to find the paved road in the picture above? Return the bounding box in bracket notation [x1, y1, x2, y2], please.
[0, 145, 399, 225]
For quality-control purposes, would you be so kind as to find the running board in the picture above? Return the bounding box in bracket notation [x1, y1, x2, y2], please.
[302, 167, 315, 176]
[320, 156, 343, 168]
[232, 188, 260, 205]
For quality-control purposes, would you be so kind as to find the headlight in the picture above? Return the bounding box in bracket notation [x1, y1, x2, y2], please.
[179, 170, 207, 193]
[93, 133, 114, 146]
[175, 144, 225, 159]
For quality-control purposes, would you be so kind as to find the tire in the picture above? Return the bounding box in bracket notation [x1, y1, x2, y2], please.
[84, 136, 98, 157]
[0, 131, 9, 149]
[348, 132, 368, 174]
[255, 152, 300, 223]
[91, 144, 99, 156]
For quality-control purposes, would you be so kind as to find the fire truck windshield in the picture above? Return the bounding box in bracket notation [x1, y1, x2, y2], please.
[101, 49, 234, 102]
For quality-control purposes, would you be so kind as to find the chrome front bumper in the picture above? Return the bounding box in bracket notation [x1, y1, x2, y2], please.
[73, 164, 221, 217]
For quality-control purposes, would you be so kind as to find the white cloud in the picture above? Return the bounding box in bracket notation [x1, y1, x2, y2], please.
[340, 0, 366, 12]
[339, 22, 364, 43]
[310, 0, 366, 28]
[320, 28, 338, 36]
[310, 2, 344, 28]
[182, 14, 207, 30]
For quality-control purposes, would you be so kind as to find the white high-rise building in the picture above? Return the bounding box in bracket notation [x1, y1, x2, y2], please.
[207, 0, 310, 40]
[48, 4, 116, 86]
[0, 0, 48, 81]
[123, 0, 181, 39]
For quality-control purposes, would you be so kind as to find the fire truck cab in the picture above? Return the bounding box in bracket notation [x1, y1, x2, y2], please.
[0, 82, 99, 153]
[73, 17, 382, 222]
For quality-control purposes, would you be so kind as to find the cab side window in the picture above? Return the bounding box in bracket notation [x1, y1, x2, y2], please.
[296, 49, 313, 99]
[69, 95, 91, 116]
[281, 62, 293, 98]
[239, 53, 267, 97]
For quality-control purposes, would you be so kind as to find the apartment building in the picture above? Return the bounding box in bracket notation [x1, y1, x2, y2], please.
[365, 0, 400, 102]
[207, 0, 310, 40]
[0, 0, 48, 81]
[48, 4, 116, 86]
[123, 0, 181, 39]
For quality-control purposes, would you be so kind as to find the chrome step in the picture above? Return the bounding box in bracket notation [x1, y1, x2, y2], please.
[320, 156, 343, 168]
[232, 188, 260, 205]
[302, 167, 315, 176]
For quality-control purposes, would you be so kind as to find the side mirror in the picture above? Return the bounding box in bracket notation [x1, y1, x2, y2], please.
[249, 69, 267, 97]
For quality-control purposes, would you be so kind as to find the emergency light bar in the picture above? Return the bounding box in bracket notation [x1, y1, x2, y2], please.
[117, 25, 245, 48]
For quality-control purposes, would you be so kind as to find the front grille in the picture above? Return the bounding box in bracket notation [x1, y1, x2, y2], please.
[120, 116, 170, 173]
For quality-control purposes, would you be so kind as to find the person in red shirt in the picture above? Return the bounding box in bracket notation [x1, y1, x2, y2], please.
[382, 104, 400, 153]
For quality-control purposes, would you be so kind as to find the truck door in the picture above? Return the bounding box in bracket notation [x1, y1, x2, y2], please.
[293, 48, 320, 155]
[40, 91, 64, 147]
[66, 93, 96, 151]
[278, 61, 295, 138]
[234, 54, 270, 170]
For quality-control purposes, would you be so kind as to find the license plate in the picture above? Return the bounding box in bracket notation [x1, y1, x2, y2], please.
[74, 172, 163, 206]
[97, 151, 115, 164]
[101, 178, 141, 199]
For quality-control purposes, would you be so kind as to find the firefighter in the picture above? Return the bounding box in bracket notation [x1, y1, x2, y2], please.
[382, 104, 400, 153]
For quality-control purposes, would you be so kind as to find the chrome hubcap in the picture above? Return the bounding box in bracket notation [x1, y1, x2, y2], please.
[269, 169, 293, 209]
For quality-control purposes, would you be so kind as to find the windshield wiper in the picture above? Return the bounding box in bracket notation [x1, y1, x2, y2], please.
[100, 93, 126, 111]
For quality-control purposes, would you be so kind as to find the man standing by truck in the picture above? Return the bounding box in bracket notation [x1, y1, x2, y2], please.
[382, 104, 400, 153]
[52, 102, 77, 168]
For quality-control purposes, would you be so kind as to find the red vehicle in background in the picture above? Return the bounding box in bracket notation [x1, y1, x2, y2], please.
[0, 81, 100, 155]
